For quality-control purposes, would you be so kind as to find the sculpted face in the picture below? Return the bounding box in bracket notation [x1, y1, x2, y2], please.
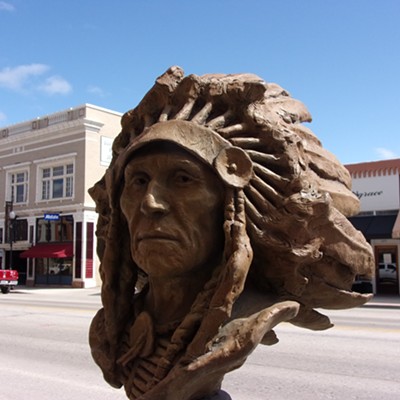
[120, 142, 225, 278]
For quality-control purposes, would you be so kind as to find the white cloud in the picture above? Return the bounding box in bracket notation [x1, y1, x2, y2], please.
[0, 64, 72, 96]
[0, 111, 7, 122]
[0, 64, 50, 91]
[87, 85, 106, 97]
[375, 147, 398, 160]
[0, 1, 15, 11]
[38, 75, 72, 95]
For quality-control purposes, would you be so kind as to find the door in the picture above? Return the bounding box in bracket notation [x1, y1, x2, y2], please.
[375, 246, 399, 295]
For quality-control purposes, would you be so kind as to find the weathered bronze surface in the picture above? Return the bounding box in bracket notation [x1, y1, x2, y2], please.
[89, 67, 374, 400]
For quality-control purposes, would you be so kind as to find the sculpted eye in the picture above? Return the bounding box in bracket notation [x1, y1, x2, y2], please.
[134, 176, 148, 185]
[128, 173, 149, 188]
[174, 171, 195, 185]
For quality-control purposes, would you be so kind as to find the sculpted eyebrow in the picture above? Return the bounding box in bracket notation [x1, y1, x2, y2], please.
[174, 160, 205, 176]
[125, 161, 146, 174]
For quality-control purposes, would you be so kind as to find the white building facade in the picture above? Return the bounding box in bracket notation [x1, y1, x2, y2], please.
[0, 104, 122, 288]
[346, 159, 400, 296]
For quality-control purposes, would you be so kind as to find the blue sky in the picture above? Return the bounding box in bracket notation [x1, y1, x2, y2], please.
[1, 0, 399, 164]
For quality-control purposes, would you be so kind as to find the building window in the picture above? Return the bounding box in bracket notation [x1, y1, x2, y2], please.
[10, 171, 28, 203]
[12, 220, 28, 242]
[40, 163, 74, 200]
[86, 222, 94, 279]
[36, 215, 74, 243]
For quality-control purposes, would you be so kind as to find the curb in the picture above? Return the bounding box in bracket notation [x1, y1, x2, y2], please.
[362, 303, 400, 309]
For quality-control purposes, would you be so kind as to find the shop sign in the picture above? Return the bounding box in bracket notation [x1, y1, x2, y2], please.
[44, 213, 60, 221]
[352, 174, 400, 212]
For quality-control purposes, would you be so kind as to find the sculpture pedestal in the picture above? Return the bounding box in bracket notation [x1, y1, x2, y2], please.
[200, 390, 232, 400]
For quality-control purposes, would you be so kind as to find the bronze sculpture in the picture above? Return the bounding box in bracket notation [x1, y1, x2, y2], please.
[89, 66, 374, 400]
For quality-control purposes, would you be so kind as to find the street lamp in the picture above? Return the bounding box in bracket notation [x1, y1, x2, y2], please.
[8, 210, 17, 270]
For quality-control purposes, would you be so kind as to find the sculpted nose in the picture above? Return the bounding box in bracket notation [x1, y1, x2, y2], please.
[140, 185, 170, 216]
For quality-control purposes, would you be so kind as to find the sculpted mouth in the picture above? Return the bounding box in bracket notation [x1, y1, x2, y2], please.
[138, 232, 178, 242]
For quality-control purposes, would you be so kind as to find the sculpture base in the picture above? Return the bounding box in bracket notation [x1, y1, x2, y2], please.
[200, 390, 232, 400]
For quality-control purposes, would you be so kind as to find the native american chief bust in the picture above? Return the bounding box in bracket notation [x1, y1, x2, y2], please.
[89, 66, 374, 400]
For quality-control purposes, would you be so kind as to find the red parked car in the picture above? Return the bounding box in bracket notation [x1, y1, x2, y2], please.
[0, 269, 19, 294]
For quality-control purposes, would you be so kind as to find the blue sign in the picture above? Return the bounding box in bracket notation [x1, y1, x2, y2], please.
[44, 213, 60, 221]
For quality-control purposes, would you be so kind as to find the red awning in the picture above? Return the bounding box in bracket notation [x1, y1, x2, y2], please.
[20, 243, 73, 259]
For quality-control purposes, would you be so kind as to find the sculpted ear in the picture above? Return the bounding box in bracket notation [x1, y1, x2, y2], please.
[214, 147, 253, 188]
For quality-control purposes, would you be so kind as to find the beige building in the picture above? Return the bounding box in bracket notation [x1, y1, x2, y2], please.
[0, 104, 122, 288]
[346, 158, 400, 296]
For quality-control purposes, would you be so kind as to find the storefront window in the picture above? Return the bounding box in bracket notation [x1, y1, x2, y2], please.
[35, 257, 73, 285]
[36, 215, 74, 243]
[34, 215, 74, 286]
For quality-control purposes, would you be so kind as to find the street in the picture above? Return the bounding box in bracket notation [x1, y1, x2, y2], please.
[0, 288, 399, 400]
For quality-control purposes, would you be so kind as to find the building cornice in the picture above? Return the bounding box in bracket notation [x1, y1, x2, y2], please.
[0, 104, 121, 141]
[345, 158, 400, 178]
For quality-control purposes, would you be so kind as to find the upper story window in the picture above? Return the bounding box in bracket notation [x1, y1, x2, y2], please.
[34, 154, 76, 203]
[40, 163, 74, 200]
[9, 170, 29, 204]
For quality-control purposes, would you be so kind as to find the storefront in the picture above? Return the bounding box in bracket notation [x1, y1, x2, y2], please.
[13, 212, 98, 288]
[346, 159, 400, 296]
[20, 214, 74, 285]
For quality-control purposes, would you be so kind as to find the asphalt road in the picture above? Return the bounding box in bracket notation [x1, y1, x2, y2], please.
[0, 288, 399, 400]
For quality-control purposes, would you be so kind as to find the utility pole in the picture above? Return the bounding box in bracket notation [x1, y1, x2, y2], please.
[5, 200, 17, 270]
